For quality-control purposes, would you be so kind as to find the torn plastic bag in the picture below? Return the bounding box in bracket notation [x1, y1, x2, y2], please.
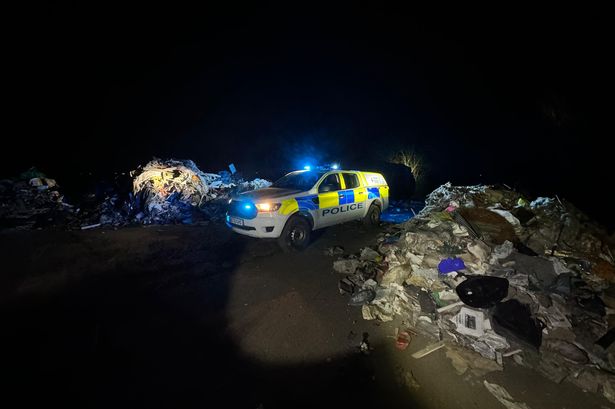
[438, 257, 466, 274]
[348, 289, 376, 306]
[455, 276, 509, 308]
[492, 300, 544, 349]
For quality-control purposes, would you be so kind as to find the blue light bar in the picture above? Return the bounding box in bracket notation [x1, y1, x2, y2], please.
[304, 165, 311, 171]
[331, 163, 339, 170]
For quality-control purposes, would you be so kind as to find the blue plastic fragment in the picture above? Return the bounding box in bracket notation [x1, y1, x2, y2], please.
[380, 200, 425, 224]
[438, 257, 466, 274]
[218, 170, 232, 184]
[380, 211, 413, 223]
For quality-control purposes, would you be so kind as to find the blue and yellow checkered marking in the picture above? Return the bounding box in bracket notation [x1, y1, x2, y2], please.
[296, 195, 319, 211]
[338, 189, 355, 205]
[279, 185, 380, 216]
[367, 187, 380, 199]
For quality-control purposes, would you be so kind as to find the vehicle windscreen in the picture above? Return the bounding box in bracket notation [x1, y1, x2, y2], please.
[272, 171, 324, 190]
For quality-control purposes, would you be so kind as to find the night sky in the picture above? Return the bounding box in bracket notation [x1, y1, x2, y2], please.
[7, 5, 611, 226]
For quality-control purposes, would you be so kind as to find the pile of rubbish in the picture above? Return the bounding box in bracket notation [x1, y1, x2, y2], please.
[1, 160, 272, 229]
[0, 168, 74, 229]
[128, 158, 271, 225]
[335, 182, 615, 403]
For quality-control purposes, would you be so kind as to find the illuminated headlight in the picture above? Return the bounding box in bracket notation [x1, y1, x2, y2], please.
[255, 202, 281, 212]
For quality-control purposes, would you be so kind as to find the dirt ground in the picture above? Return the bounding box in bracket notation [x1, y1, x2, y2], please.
[1, 222, 612, 408]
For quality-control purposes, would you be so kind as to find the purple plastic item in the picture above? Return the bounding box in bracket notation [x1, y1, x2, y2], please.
[438, 257, 466, 274]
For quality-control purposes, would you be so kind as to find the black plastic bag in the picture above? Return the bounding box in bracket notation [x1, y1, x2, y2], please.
[456, 276, 509, 308]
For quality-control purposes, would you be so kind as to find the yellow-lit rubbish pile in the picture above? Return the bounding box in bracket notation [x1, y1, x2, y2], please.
[131, 158, 271, 224]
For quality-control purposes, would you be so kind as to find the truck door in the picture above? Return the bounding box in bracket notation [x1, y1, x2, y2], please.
[341, 172, 367, 220]
[314, 172, 342, 228]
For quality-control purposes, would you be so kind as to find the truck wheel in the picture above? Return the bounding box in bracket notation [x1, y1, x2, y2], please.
[363, 204, 381, 227]
[278, 216, 311, 251]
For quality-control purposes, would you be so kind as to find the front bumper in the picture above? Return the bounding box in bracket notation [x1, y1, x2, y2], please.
[225, 212, 289, 238]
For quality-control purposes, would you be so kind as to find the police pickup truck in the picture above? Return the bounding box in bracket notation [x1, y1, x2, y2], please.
[226, 168, 389, 250]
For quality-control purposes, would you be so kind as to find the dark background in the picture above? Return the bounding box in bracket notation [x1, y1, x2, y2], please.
[5, 5, 612, 227]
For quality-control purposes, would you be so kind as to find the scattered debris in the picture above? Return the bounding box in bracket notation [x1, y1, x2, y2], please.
[543, 339, 588, 365]
[80, 223, 101, 230]
[333, 258, 362, 275]
[483, 380, 532, 409]
[334, 182, 615, 403]
[381, 265, 411, 286]
[492, 300, 543, 349]
[359, 332, 371, 355]
[360, 247, 382, 262]
[437, 301, 464, 314]
[451, 307, 487, 337]
[438, 257, 466, 274]
[445, 344, 502, 377]
[420, 182, 486, 214]
[411, 341, 445, 359]
[348, 289, 376, 306]
[324, 246, 345, 256]
[395, 330, 413, 350]
[339, 276, 361, 294]
[1, 160, 272, 230]
[0, 168, 74, 229]
[455, 276, 509, 308]
[396, 367, 420, 390]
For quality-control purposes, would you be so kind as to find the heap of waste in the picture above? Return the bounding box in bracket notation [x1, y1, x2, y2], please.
[335, 182, 615, 403]
[128, 158, 271, 225]
[1, 160, 272, 229]
[0, 168, 74, 229]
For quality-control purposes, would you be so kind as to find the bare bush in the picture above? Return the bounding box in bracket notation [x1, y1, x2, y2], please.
[389, 149, 425, 183]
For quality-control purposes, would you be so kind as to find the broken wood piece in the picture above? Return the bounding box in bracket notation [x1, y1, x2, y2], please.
[411, 341, 445, 359]
[502, 349, 523, 357]
[436, 301, 464, 314]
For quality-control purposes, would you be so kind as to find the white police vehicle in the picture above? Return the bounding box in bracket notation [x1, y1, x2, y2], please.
[226, 168, 389, 250]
